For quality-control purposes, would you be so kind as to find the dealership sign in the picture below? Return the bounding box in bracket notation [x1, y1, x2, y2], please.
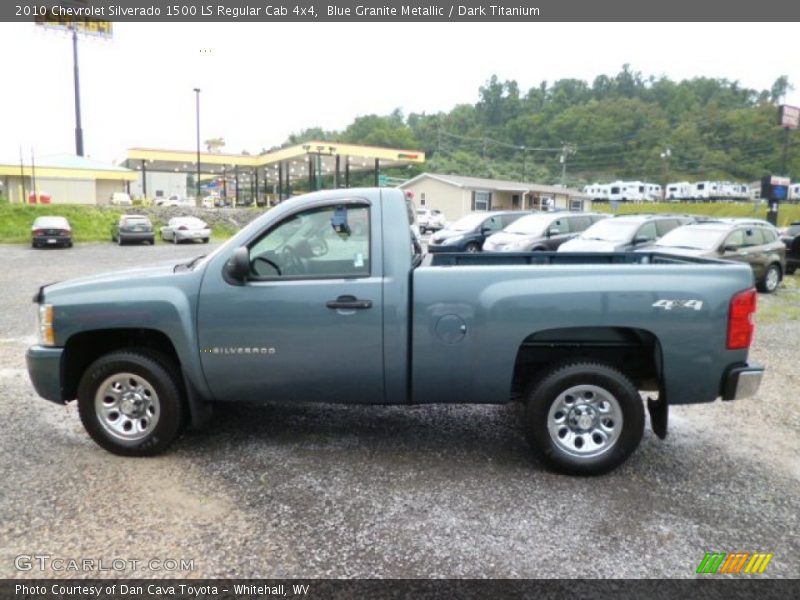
[779, 105, 800, 129]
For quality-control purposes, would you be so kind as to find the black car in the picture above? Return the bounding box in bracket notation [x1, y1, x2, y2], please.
[111, 215, 155, 245]
[483, 212, 608, 252]
[780, 221, 800, 275]
[559, 214, 694, 252]
[427, 211, 528, 253]
[31, 216, 72, 249]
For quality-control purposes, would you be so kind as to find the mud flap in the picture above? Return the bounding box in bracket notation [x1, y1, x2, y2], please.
[647, 395, 668, 439]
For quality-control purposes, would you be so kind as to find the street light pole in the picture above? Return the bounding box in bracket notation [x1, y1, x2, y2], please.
[193, 88, 201, 206]
[660, 148, 671, 200]
[72, 27, 84, 156]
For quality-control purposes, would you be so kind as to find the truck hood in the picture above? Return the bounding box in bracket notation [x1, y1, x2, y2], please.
[40, 262, 188, 301]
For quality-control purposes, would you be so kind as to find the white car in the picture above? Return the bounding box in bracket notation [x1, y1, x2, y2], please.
[156, 194, 192, 207]
[109, 192, 132, 206]
[160, 216, 211, 244]
[416, 208, 446, 233]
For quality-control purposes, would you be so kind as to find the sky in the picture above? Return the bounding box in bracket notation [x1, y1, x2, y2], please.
[2, 22, 800, 164]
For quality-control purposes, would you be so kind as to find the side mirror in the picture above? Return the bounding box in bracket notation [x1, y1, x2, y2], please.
[225, 246, 250, 283]
[722, 244, 739, 253]
[633, 236, 650, 245]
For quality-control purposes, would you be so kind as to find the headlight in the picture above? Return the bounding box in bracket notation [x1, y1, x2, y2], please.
[38, 304, 55, 346]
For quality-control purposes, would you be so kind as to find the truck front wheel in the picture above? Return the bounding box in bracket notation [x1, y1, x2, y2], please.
[77, 351, 185, 456]
[525, 362, 644, 475]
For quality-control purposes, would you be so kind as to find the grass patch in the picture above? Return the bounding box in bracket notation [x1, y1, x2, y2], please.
[757, 273, 800, 323]
[0, 203, 238, 244]
[594, 202, 800, 226]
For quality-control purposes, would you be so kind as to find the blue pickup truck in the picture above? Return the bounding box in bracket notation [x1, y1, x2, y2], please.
[26, 188, 764, 475]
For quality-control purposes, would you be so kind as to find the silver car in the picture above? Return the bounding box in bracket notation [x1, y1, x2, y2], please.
[160, 217, 211, 244]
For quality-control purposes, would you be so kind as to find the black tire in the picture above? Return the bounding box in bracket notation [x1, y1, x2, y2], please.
[77, 350, 185, 456]
[67, 241, 73, 248]
[465, 242, 481, 253]
[756, 263, 781, 294]
[31, 241, 38, 249]
[202, 238, 209, 244]
[525, 362, 644, 476]
[786, 265, 796, 275]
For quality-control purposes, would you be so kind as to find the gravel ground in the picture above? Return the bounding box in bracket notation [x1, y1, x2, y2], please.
[0, 242, 797, 579]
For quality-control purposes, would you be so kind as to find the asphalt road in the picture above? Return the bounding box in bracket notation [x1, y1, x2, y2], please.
[0, 242, 798, 579]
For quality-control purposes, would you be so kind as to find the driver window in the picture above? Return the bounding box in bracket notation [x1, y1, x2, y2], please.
[249, 204, 370, 279]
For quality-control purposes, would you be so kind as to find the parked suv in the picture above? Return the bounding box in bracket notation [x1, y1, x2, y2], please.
[484, 212, 608, 252]
[559, 214, 693, 252]
[416, 208, 446, 233]
[427, 211, 528, 253]
[779, 221, 800, 275]
[652, 220, 786, 293]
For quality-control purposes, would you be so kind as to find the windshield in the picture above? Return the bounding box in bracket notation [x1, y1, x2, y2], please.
[579, 219, 640, 243]
[448, 213, 489, 231]
[504, 214, 551, 235]
[655, 227, 726, 250]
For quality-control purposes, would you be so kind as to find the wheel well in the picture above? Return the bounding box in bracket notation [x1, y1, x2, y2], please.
[62, 328, 182, 401]
[511, 327, 661, 399]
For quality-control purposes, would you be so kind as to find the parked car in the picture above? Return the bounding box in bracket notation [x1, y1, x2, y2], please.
[484, 212, 608, 252]
[416, 208, 446, 233]
[31, 216, 72, 249]
[160, 216, 211, 244]
[26, 187, 764, 476]
[559, 214, 693, 252]
[651, 221, 786, 293]
[779, 221, 800, 275]
[155, 194, 191, 207]
[427, 211, 529, 253]
[111, 215, 155, 245]
[109, 192, 132, 207]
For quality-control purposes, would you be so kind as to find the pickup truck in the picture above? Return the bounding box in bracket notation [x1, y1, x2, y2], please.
[26, 188, 764, 475]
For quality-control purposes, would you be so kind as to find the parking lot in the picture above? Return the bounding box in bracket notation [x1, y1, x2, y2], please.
[0, 242, 798, 579]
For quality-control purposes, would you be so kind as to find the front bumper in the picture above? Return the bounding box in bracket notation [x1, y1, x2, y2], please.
[26, 345, 65, 404]
[722, 363, 764, 401]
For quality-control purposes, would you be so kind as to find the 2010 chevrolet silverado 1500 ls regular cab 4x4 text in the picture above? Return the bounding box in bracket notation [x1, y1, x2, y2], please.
[27, 188, 764, 475]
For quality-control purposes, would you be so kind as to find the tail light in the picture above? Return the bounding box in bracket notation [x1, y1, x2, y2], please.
[33, 229, 44, 236]
[727, 288, 757, 349]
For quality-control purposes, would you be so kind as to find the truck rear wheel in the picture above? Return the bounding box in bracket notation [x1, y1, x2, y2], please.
[525, 362, 644, 475]
[77, 350, 185, 456]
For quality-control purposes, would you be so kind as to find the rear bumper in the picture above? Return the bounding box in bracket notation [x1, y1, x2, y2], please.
[26, 345, 65, 404]
[175, 229, 211, 241]
[722, 363, 764, 401]
[120, 231, 154, 242]
[33, 235, 71, 246]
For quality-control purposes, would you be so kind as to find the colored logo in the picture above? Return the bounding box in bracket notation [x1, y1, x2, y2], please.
[696, 552, 773, 574]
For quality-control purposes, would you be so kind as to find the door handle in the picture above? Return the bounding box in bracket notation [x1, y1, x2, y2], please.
[326, 295, 373, 310]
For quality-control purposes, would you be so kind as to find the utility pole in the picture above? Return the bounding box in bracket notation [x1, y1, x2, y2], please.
[193, 88, 201, 206]
[560, 143, 575, 187]
[520, 146, 527, 181]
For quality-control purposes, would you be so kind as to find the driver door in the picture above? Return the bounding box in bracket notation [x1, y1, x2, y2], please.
[197, 200, 385, 404]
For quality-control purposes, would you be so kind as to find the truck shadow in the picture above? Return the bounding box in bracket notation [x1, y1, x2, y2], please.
[179, 400, 544, 472]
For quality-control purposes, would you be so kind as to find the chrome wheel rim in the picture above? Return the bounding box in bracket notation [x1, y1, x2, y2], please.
[547, 384, 623, 459]
[765, 267, 779, 291]
[94, 372, 160, 441]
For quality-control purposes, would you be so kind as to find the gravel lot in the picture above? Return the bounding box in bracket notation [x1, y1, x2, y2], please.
[0, 242, 798, 579]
